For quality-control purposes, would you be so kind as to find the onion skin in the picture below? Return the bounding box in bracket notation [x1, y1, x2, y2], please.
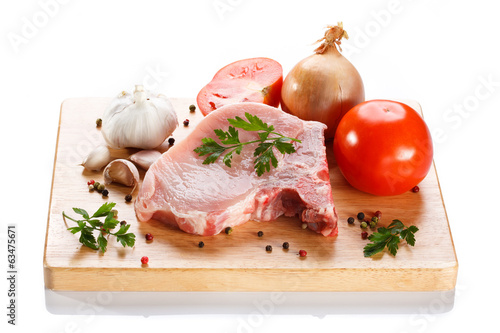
[281, 25, 365, 139]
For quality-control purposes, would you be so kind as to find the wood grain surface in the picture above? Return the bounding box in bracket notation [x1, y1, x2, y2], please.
[43, 98, 458, 292]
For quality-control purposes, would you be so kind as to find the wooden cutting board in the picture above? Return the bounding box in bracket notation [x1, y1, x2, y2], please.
[43, 98, 458, 292]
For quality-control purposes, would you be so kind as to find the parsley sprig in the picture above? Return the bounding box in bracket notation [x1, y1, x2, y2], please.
[62, 202, 136, 253]
[194, 112, 301, 176]
[363, 219, 419, 257]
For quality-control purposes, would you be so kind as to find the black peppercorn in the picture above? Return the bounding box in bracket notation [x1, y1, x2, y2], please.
[198, 241, 204, 248]
[282, 242, 289, 250]
[357, 212, 365, 220]
[265, 245, 272, 252]
[347, 217, 355, 224]
[257, 231, 264, 237]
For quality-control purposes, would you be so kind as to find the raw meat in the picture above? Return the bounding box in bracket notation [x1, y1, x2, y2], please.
[134, 102, 338, 236]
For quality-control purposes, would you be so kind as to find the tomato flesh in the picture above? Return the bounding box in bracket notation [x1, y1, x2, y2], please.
[197, 58, 283, 116]
[333, 100, 433, 196]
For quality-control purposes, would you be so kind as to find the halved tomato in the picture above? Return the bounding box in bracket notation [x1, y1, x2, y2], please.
[197, 58, 283, 116]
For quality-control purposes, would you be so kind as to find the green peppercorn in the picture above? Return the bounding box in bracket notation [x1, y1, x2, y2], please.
[371, 216, 379, 223]
[282, 242, 290, 250]
[88, 184, 94, 191]
[189, 104, 196, 112]
[266, 245, 272, 252]
[225, 227, 233, 235]
[96, 118, 102, 127]
[347, 217, 355, 224]
[97, 184, 105, 193]
[357, 212, 365, 220]
[360, 221, 368, 229]
[94, 181, 101, 188]
[257, 231, 264, 237]
[369, 221, 377, 229]
[125, 194, 132, 202]
[111, 209, 118, 217]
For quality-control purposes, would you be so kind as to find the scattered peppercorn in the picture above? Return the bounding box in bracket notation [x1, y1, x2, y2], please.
[257, 231, 264, 237]
[369, 221, 377, 229]
[266, 245, 272, 252]
[87, 180, 95, 186]
[198, 241, 205, 248]
[96, 118, 102, 127]
[299, 250, 307, 257]
[94, 181, 101, 188]
[225, 227, 233, 235]
[301, 223, 308, 229]
[145, 233, 154, 241]
[97, 183, 105, 193]
[375, 210, 382, 219]
[111, 209, 118, 217]
[347, 217, 355, 224]
[102, 189, 109, 197]
[360, 221, 368, 229]
[88, 184, 94, 191]
[411, 185, 420, 193]
[283, 242, 290, 250]
[371, 216, 379, 223]
[125, 194, 133, 202]
[120, 221, 127, 226]
[357, 212, 365, 220]
[168, 137, 175, 145]
[189, 104, 196, 112]
[183, 119, 190, 126]
[361, 231, 368, 240]
[141, 256, 149, 265]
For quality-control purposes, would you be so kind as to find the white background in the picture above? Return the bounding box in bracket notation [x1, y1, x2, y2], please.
[1, 0, 499, 332]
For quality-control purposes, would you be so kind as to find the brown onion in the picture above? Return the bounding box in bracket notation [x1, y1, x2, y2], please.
[281, 23, 365, 139]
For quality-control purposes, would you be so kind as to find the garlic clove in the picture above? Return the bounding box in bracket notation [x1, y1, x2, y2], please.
[130, 150, 162, 170]
[103, 159, 140, 190]
[82, 145, 112, 171]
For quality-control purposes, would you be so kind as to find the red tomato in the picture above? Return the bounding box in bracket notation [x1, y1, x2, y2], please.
[333, 100, 433, 196]
[197, 58, 283, 116]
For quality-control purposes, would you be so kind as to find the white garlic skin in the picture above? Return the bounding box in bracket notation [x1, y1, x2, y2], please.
[101, 86, 178, 149]
[82, 145, 112, 171]
[103, 159, 140, 187]
[130, 150, 162, 170]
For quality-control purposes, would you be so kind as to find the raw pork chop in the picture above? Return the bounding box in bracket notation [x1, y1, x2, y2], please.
[135, 102, 338, 236]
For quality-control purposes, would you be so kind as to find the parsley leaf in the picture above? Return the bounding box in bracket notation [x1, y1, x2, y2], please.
[363, 219, 419, 257]
[194, 112, 301, 176]
[62, 202, 135, 253]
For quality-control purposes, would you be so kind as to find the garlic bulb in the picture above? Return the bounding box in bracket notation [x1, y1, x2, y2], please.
[82, 145, 112, 171]
[101, 85, 178, 149]
[130, 150, 162, 170]
[103, 159, 140, 190]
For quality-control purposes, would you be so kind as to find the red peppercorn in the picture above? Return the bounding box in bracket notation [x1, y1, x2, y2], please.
[299, 250, 307, 257]
[375, 210, 382, 219]
[141, 256, 149, 265]
[87, 180, 95, 186]
[145, 233, 153, 241]
[361, 231, 368, 240]
[411, 185, 420, 193]
[183, 119, 190, 126]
